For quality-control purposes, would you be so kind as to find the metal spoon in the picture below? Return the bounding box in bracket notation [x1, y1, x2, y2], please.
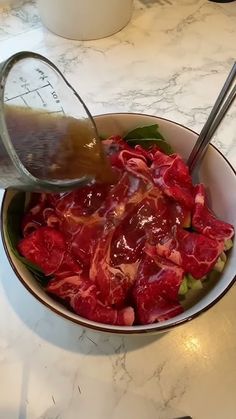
[187, 62, 236, 173]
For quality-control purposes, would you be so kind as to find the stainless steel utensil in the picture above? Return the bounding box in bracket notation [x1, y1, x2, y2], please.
[187, 62, 236, 173]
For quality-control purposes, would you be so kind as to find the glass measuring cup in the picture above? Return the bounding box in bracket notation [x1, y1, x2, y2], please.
[0, 51, 101, 192]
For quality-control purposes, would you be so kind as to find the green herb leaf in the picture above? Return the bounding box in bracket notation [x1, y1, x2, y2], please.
[124, 124, 173, 155]
[124, 124, 165, 141]
[6, 192, 50, 286]
[6, 191, 25, 249]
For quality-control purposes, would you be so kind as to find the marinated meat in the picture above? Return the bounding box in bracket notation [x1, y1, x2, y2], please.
[192, 184, 234, 242]
[151, 151, 194, 208]
[46, 275, 134, 326]
[18, 139, 234, 326]
[132, 257, 183, 324]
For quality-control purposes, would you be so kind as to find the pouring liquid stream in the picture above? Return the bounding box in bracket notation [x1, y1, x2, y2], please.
[3, 105, 116, 188]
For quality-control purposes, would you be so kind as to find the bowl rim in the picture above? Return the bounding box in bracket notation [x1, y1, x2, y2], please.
[1, 112, 236, 334]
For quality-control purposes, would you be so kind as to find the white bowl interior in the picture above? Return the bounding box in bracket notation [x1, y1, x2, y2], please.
[2, 113, 236, 333]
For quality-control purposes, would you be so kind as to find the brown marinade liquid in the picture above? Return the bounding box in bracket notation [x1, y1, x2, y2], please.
[4, 105, 116, 184]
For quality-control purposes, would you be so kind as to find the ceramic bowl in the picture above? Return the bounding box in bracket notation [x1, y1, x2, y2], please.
[1, 113, 236, 334]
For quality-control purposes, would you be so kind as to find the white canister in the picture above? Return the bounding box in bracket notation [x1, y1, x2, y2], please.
[38, 0, 134, 41]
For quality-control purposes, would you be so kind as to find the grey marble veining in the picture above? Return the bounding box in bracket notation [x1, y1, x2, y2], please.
[0, 0, 40, 40]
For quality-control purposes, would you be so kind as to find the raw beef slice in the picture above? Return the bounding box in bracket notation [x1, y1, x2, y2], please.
[132, 256, 183, 324]
[147, 226, 224, 278]
[46, 275, 134, 325]
[151, 151, 194, 208]
[192, 184, 234, 242]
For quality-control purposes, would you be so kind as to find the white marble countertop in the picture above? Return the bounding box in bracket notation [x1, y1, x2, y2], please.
[0, 1, 236, 418]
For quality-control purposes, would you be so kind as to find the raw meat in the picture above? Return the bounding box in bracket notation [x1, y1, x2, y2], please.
[192, 184, 234, 242]
[46, 275, 134, 326]
[151, 151, 194, 208]
[18, 226, 66, 275]
[147, 226, 224, 278]
[71, 222, 103, 267]
[18, 135, 234, 326]
[132, 257, 183, 324]
[90, 226, 139, 306]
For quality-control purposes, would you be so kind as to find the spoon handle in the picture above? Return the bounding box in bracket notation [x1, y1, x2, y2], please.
[187, 62, 236, 173]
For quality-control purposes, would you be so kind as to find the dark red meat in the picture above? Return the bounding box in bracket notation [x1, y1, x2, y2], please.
[71, 222, 103, 267]
[151, 151, 194, 208]
[55, 183, 110, 218]
[102, 135, 133, 168]
[192, 184, 234, 242]
[46, 275, 134, 326]
[147, 226, 224, 278]
[18, 227, 66, 275]
[54, 183, 110, 235]
[111, 186, 167, 265]
[18, 135, 233, 326]
[132, 257, 183, 324]
[133, 145, 151, 162]
[124, 155, 153, 183]
[90, 226, 138, 306]
[55, 252, 82, 278]
[98, 172, 148, 223]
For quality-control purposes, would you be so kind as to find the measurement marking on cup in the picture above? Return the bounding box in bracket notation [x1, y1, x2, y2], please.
[36, 90, 46, 106]
[21, 96, 30, 108]
[21, 83, 30, 92]
[51, 90, 61, 105]
[5, 83, 51, 102]
[36, 67, 48, 82]
[19, 76, 30, 92]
